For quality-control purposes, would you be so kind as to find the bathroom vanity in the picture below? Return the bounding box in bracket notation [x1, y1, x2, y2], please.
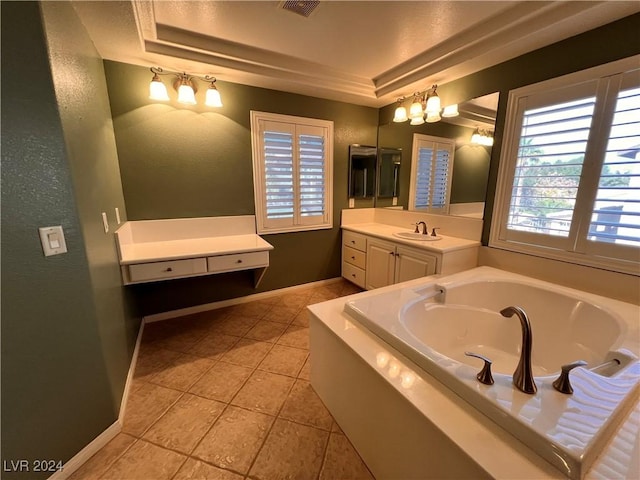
[115, 215, 273, 286]
[341, 209, 480, 289]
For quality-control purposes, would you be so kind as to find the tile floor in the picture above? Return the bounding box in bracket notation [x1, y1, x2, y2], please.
[70, 279, 375, 480]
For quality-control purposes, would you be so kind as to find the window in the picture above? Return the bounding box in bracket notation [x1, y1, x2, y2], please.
[491, 56, 640, 274]
[408, 134, 455, 213]
[251, 111, 333, 234]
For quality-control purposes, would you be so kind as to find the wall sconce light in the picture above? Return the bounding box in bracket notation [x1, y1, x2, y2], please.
[392, 84, 456, 126]
[471, 127, 494, 146]
[148, 67, 223, 107]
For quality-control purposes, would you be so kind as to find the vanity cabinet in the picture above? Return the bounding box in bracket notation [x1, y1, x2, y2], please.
[341, 226, 478, 290]
[366, 238, 437, 290]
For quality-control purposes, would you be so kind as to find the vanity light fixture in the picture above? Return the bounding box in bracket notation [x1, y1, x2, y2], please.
[392, 84, 456, 125]
[471, 127, 494, 146]
[148, 67, 223, 107]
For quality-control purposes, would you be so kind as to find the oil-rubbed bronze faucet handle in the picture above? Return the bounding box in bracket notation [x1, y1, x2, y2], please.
[465, 351, 494, 385]
[552, 360, 587, 394]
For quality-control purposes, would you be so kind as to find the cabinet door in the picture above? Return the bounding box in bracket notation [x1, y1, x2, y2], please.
[366, 239, 396, 290]
[395, 246, 437, 283]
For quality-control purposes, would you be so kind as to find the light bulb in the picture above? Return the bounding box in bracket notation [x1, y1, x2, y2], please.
[177, 79, 196, 105]
[149, 76, 169, 101]
[205, 83, 223, 107]
[410, 116, 425, 126]
[426, 112, 441, 123]
[393, 106, 408, 123]
[426, 93, 441, 114]
[442, 104, 459, 117]
[409, 99, 424, 119]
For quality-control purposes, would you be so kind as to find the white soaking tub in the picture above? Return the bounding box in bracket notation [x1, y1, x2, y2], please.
[343, 267, 640, 480]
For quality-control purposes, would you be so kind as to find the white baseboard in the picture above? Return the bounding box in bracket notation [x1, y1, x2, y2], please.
[144, 276, 343, 323]
[118, 320, 145, 423]
[48, 421, 121, 480]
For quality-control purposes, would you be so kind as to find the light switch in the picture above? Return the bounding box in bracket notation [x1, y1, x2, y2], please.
[348, 198, 355, 208]
[115, 207, 121, 225]
[102, 212, 109, 233]
[39, 226, 67, 256]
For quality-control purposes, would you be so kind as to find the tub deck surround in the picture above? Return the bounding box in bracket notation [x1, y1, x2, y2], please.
[308, 273, 640, 480]
[115, 216, 273, 286]
[340, 267, 640, 480]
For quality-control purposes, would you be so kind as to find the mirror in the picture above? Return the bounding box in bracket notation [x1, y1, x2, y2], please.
[377, 147, 401, 198]
[348, 145, 377, 198]
[376, 92, 499, 217]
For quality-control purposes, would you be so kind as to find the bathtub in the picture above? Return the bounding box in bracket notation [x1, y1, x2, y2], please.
[344, 267, 640, 480]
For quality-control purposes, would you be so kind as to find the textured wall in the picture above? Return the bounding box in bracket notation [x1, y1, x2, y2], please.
[105, 60, 378, 315]
[1, 2, 117, 477]
[40, 1, 140, 411]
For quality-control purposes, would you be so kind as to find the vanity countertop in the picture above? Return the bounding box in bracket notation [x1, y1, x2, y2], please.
[342, 222, 480, 253]
[118, 233, 273, 265]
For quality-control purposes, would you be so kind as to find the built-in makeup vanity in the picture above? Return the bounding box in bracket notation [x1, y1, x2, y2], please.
[341, 208, 481, 289]
[115, 215, 273, 286]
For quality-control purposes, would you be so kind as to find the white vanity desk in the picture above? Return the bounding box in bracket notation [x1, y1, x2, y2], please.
[115, 215, 273, 286]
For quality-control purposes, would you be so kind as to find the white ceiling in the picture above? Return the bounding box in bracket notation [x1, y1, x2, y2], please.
[73, 0, 640, 107]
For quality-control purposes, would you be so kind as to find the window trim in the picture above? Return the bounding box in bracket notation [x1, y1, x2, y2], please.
[490, 55, 640, 275]
[408, 133, 455, 213]
[250, 111, 333, 235]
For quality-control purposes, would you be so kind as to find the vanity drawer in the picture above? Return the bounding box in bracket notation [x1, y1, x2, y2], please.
[343, 245, 366, 270]
[128, 258, 207, 282]
[208, 250, 269, 273]
[343, 231, 367, 252]
[342, 261, 365, 289]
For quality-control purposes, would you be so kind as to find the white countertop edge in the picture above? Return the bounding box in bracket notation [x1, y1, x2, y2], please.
[341, 223, 481, 253]
[118, 234, 274, 265]
[307, 283, 639, 480]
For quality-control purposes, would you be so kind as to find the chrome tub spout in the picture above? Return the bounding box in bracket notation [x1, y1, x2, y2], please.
[500, 306, 537, 394]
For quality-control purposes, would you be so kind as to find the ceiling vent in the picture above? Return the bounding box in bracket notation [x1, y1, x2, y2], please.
[281, 1, 320, 18]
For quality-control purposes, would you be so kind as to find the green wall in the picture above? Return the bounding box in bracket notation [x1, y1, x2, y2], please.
[1, 2, 139, 478]
[105, 61, 378, 315]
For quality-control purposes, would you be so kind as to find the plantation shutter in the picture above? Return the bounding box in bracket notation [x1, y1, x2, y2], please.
[411, 134, 454, 212]
[251, 112, 333, 234]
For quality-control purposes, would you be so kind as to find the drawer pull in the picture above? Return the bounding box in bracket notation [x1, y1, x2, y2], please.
[351, 274, 356, 277]
[351, 256, 355, 260]
[164, 267, 173, 272]
[351, 240, 356, 244]
[236, 259, 243, 263]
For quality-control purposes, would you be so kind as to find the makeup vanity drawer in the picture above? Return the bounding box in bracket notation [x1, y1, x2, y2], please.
[128, 258, 207, 282]
[342, 261, 365, 289]
[208, 250, 269, 273]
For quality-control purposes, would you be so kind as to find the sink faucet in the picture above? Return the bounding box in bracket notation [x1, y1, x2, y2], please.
[415, 221, 428, 234]
[500, 306, 537, 394]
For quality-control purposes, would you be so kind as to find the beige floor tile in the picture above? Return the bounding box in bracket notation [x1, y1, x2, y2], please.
[262, 304, 301, 324]
[227, 300, 273, 319]
[133, 347, 183, 382]
[152, 323, 210, 354]
[209, 314, 259, 337]
[231, 370, 295, 415]
[298, 356, 311, 381]
[189, 361, 253, 403]
[100, 439, 186, 480]
[319, 432, 374, 480]
[271, 292, 312, 310]
[248, 418, 329, 480]
[122, 382, 182, 437]
[192, 406, 274, 474]
[220, 338, 272, 368]
[244, 320, 288, 343]
[258, 344, 308, 377]
[149, 353, 215, 391]
[143, 393, 226, 454]
[279, 379, 333, 430]
[290, 309, 310, 327]
[331, 420, 344, 434]
[191, 333, 241, 360]
[277, 324, 310, 350]
[173, 458, 243, 480]
[68, 433, 136, 480]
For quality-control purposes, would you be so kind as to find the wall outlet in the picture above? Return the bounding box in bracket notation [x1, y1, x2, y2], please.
[115, 207, 121, 225]
[348, 198, 355, 208]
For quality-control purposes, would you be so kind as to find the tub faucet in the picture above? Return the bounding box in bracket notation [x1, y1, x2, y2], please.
[500, 306, 537, 394]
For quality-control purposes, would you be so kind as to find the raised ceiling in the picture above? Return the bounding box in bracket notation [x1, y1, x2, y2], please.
[73, 0, 640, 107]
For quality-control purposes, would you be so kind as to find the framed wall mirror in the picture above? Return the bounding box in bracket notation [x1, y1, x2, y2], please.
[348, 145, 377, 198]
[377, 92, 499, 217]
[377, 147, 401, 198]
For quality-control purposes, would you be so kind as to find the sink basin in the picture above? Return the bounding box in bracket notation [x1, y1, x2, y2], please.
[393, 232, 442, 241]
